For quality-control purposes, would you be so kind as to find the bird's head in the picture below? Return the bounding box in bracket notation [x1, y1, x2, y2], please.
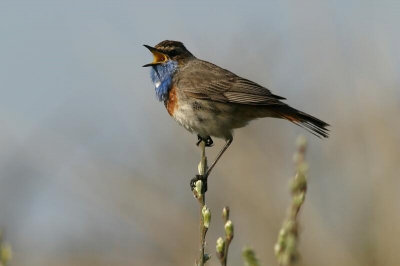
[143, 40, 195, 67]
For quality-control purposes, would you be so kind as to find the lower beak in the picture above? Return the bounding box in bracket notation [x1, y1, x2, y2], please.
[143, 45, 169, 67]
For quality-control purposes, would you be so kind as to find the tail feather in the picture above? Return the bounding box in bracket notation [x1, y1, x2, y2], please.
[275, 107, 330, 138]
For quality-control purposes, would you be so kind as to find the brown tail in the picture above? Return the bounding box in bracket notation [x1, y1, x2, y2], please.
[274, 106, 330, 138]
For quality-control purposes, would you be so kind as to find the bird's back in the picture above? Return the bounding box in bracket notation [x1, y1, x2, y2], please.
[175, 59, 286, 105]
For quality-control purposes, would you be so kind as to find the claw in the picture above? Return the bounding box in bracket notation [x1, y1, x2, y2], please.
[205, 137, 214, 147]
[190, 174, 208, 194]
[196, 135, 214, 147]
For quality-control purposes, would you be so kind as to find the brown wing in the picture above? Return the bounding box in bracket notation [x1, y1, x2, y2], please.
[176, 59, 330, 138]
[177, 59, 286, 106]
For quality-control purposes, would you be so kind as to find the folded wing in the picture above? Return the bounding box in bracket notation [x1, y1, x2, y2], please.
[178, 60, 286, 105]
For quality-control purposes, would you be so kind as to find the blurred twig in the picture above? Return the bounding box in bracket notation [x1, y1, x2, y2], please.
[274, 136, 309, 265]
[242, 247, 260, 266]
[193, 141, 211, 266]
[0, 230, 12, 266]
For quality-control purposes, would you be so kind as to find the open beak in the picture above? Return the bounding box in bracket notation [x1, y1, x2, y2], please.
[142, 45, 169, 67]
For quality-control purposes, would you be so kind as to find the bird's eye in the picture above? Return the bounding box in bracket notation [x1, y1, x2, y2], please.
[169, 49, 178, 57]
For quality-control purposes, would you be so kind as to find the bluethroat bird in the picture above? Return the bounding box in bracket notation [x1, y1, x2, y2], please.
[143, 40, 329, 192]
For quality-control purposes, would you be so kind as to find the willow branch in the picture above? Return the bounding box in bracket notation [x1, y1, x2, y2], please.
[216, 207, 234, 266]
[274, 136, 309, 265]
[193, 141, 211, 266]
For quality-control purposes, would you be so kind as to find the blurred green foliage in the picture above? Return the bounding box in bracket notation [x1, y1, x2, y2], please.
[0, 231, 12, 266]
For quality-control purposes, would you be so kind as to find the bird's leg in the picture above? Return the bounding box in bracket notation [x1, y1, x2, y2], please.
[190, 137, 233, 193]
[204, 137, 233, 177]
[196, 135, 214, 147]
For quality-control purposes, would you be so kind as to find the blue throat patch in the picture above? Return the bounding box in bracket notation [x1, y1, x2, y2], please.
[150, 60, 178, 101]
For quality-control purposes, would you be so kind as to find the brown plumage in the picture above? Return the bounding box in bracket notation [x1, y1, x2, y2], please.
[174, 57, 329, 138]
[143, 40, 330, 192]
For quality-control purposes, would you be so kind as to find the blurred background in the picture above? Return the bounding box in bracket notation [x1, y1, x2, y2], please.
[1, 1, 399, 265]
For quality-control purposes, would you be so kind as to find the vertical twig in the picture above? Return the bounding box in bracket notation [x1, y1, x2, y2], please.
[274, 136, 309, 265]
[193, 141, 211, 266]
[0, 230, 12, 266]
[216, 207, 234, 266]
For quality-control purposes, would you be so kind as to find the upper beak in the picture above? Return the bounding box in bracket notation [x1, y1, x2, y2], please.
[142, 45, 169, 67]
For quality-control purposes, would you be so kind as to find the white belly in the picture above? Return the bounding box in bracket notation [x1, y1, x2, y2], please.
[171, 101, 237, 140]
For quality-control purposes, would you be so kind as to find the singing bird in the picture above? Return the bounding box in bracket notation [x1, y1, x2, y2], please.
[143, 40, 329, 192]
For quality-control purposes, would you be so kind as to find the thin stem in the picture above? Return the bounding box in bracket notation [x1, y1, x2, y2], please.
[274, 136, 309, 266]
[197, 200, 208, 266]
[195, 141, 208, 266]
[217, 207, 234, 266]
[222, 238, 232, 266]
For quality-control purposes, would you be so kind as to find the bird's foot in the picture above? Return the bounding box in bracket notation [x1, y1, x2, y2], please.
[196, 135, 214, 147]
[190, 174, 208, 194]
